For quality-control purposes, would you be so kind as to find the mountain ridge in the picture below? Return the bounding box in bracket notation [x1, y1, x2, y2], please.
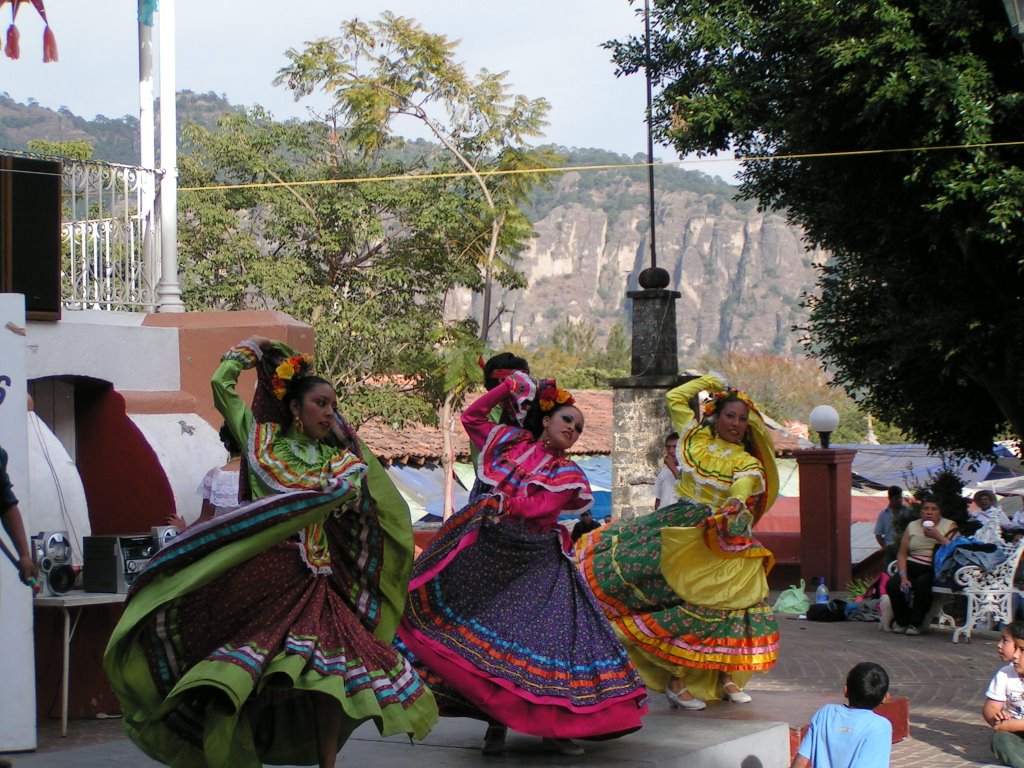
[0, 92, 819, 356]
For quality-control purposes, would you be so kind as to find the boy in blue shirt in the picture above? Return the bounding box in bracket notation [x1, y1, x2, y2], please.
[792, 662, 892, 768]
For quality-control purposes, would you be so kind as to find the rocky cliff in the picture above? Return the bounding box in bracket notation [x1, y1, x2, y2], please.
[449, 164, 823, 357]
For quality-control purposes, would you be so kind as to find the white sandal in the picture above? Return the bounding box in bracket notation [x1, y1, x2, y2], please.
[666, 686, 706, 711]
[723, 682, 752, 704]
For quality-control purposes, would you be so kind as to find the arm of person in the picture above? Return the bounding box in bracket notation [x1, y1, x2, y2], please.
[874, 511, 888, 549]
[718, 459, 766, 513]
[504, 486, 578, 523]
[1, 503, 38, 585]
[791, 716, 816, 768]
[211, 338, 266, 449]
[896, 529, 912, 591]
[984, 697, 1012, 726]
[994, 717, 1024, 732]
[461, 377, 515, 450]
[923, 522, 959, 546]
[666, 372, 724, 432]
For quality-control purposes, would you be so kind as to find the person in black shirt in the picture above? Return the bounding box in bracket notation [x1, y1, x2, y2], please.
[571, 510, 601, 543]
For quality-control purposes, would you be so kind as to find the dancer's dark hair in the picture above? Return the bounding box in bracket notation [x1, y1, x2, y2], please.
[484, 352, 530, 391]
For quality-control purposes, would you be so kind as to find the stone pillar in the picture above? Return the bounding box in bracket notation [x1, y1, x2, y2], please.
[795, 448, 857, 592]
[609, 267, 683, 521]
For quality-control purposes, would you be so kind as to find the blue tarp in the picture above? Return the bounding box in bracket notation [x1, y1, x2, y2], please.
[387, 463, 469, 524]
[842, 444, 995, 490]
[395, 455, 614, 525]
[562, 455, 612, 521]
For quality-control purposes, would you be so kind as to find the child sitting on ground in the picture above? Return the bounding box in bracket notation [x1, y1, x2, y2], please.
[983, 622, 1024, 767]
[791, 662, 892, 768]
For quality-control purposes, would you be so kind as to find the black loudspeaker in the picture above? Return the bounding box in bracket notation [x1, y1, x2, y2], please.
[83, 535, 155, 593]
[0, 154, 62, 321]
[31, 530, 75, 596]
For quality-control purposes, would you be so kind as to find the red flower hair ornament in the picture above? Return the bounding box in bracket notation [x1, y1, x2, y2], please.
[538, 379, 574, 413]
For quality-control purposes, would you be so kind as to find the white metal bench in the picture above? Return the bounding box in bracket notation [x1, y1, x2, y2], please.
[886, 532, 1024, 644]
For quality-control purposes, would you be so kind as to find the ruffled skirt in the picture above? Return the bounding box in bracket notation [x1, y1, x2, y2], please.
[576, 499, 779, 701]
[104, 486, 437, 768]
[397, 496, 648, 739]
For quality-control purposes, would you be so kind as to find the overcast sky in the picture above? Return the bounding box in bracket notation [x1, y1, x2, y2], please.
[0, 0, 740, 180]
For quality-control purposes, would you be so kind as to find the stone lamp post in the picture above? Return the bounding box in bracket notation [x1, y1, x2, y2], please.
[609, 266, 683, 521]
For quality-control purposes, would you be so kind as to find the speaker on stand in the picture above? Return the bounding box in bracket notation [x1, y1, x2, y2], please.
[31, 530, 75, 596]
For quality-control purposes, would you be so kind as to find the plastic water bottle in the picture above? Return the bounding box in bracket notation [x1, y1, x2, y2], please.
[815, 577, 829, 604]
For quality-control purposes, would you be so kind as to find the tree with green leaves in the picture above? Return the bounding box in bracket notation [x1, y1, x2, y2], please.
[270, 13, 558, 505]
[179, 107, 484, 426]
[274, 12, 557, 346]
[614, 1, 1024, 455]
[25, 139, 94, 161]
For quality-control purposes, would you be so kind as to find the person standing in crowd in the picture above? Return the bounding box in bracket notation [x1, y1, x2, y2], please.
[874, 485, 910, 564]
[653, 432, 680, 510]
[571, 509, 601, 543]
[105, 337, 437, 768]
[399, 371, 647, 757]
[579, 372, 779, 711]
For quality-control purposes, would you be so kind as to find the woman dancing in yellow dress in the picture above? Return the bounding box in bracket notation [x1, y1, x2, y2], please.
[577, 372, 779, 710]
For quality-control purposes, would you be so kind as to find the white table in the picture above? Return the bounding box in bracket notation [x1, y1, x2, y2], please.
[34, 590, 127, 736]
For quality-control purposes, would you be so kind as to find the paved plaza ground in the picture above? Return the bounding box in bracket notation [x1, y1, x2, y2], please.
[1, 608, 1009, 767]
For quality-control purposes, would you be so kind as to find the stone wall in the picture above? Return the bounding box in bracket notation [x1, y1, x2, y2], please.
[611, 379, 682, 521]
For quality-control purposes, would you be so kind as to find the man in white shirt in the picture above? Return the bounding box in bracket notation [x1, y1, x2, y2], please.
[972, 489, 1011, 529]
[654, 432, 680, 510]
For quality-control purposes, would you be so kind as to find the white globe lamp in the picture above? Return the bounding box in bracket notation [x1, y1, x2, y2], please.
[809, 405, 840, 449]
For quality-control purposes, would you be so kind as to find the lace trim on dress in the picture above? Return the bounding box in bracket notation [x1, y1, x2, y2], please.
[196, 467, 241, 514]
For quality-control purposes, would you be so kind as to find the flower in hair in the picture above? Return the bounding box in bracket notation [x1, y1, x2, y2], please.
[704, 387, 755, 417]
[272, 354, 315, 400]
[538, 380, 574, 412]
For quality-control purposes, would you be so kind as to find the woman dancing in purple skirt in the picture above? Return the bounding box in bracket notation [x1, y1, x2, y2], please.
[398, 371, 647, 756]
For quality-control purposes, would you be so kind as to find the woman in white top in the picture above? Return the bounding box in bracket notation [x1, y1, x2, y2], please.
[168, 423, 242, 530]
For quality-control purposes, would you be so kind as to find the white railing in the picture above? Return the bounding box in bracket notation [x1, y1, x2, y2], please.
[60, 159, 162, 312]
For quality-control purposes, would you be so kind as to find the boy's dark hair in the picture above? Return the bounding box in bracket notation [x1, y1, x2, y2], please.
[846, 662, 889, 709]
[1004, 621, 1024, 643]
[665, 432, 679, 444]
[887, 485, 903, 501]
